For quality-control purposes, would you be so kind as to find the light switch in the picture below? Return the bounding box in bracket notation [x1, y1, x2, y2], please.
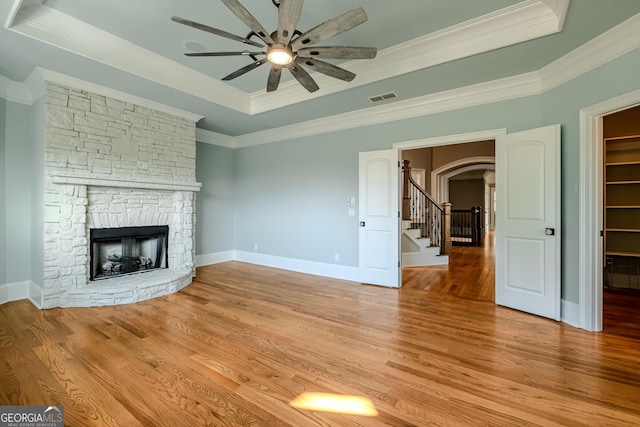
[348, 208, 355, 216]
[350, 197, 356, 206]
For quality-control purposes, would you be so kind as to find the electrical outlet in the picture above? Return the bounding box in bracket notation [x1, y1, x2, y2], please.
[253, 243, 258, 251]
[334, 253, 340, 261]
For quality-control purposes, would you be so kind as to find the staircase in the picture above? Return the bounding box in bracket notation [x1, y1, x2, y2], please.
[402, 220, 449, 266]
[401, 160, 451, 267]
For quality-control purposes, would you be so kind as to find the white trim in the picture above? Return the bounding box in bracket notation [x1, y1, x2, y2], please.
[434, 161, 496, 204]
[29, 281, 43, 309]
[561, 298, 580, 328]
[540, 13, 640, 92]
[195, 251, 235, 267]
[7, 0, 568, 115]
[195, 128, 237, 149]
[4, 3, 639, 148]
[195, 250, 361, 283]
[236, 251, 361, 283]
[0, 281, 30, 305]
[237, 75, 538, 148]
[249, 0, 568, 114]
[9, 4, 249, 114]
[394, 129, 506, 151]
[578, 89, 640, 332]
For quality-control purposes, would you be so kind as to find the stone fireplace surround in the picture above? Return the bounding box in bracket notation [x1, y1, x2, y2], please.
[43, 82, 201, 308]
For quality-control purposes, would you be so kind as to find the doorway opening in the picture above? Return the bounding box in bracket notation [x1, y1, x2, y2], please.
[579, 89, 640, 332]
[601, 105, 640, 339]
[394, 130, 500, 302]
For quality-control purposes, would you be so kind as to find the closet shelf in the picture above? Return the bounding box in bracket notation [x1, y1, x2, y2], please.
[606, 251, 640, 258]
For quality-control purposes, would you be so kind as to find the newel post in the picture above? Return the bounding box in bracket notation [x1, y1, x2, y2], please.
[442, 202, 453, 255]
[402, 160, 411, 220]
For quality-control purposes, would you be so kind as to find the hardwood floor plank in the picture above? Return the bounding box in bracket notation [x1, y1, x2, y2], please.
[2, 261, 640, 425]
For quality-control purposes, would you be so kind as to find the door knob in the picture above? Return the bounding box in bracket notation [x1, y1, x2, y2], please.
[360, 221, 366, 227]
[545, 228, 555, 236]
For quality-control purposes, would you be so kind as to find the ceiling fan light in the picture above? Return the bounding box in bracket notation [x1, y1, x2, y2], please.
[267, 46, 293, 65]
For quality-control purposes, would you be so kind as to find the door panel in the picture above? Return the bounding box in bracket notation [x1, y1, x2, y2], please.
[359, 149, 400, 288]
[496, 125, 561, 320]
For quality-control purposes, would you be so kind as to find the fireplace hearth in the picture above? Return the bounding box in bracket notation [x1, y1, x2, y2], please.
[90, 226, 169, 281]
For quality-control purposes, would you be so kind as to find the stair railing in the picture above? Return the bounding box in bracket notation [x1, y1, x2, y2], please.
[451, 207, 482, 246]
[402, 161, 450, 254]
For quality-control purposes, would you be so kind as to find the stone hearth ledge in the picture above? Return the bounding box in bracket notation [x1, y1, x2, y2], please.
[59, 268, 193, 307]
[49, 171, 202, 192]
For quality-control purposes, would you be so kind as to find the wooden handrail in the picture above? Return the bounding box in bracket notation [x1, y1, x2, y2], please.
[402, 161, 450, 253]
[407, 174, 443, 213]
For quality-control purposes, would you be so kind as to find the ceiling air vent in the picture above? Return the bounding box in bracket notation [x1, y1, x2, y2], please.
[368, 92, 398, 103]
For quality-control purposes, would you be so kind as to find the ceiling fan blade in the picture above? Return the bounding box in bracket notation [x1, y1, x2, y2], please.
[297, 46, 377, 60]
[267, 66, 283, 92]
[222, 58, 268, 81]
[287, 61, 319, 92]
[185, 51, 265, 57]
[290, 7, 367, 50]
[297, 58, 356, 82]
[221, 0, 274, 45]
[171, 16, 264, 48]
[277, 0, 304, 44]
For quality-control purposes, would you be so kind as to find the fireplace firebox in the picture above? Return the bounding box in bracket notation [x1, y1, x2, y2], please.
[90, 226, 169, 281]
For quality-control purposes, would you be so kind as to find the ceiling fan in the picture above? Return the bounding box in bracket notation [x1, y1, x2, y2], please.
[172, 0, 377, 93]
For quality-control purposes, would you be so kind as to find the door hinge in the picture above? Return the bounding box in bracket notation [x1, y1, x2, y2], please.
[398, 261, 401, 267]
[600, 230, 604, 237]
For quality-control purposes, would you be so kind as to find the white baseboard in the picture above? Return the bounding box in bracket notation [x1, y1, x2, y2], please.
[196, 250, 361, 283]
[0, 280, 43, 309]
[29, 281, 43, 309]
[195, 250, 235, 267]
[561, 298, 580, 328]
[0, 281, 30, 305]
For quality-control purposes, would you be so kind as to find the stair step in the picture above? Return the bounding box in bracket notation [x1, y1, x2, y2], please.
[402, 246, 449, 267]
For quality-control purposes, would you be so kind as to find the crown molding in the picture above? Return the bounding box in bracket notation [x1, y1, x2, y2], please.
[8, 3, 250, 114]
[199, 9, 639, 148]
[539, 12, 640, 92]
[7, 0, 568, 116]
[198, 72, 540, 148]
[249, 0, 569, 114]
[195, 128, 236, 149]
[5, 0, 638, 149]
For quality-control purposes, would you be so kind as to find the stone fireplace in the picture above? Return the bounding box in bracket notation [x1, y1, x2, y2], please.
[42, 82, 201, 308]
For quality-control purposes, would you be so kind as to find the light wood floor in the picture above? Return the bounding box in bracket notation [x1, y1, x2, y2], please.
[2, 258, 640, 426]
[403, 233, 496, 302]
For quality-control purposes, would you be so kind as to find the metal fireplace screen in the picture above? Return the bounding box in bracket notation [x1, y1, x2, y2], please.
[90, 225, 169, 281]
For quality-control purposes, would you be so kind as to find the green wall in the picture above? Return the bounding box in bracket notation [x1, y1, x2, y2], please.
[232, 96, 540, 267]
[195, 142, 236, 255]
[3, 101, 32, 284]
[30, 96, 45, 288]
[0, 98, 5, 284]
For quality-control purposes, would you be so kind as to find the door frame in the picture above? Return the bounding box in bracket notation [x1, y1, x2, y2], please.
[579, 89, 640, 332]
[393, 128, 506, 287]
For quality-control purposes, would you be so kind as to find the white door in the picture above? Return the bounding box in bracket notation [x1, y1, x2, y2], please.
[495, 125, 561, 320]
[359, 149, 401, 288]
